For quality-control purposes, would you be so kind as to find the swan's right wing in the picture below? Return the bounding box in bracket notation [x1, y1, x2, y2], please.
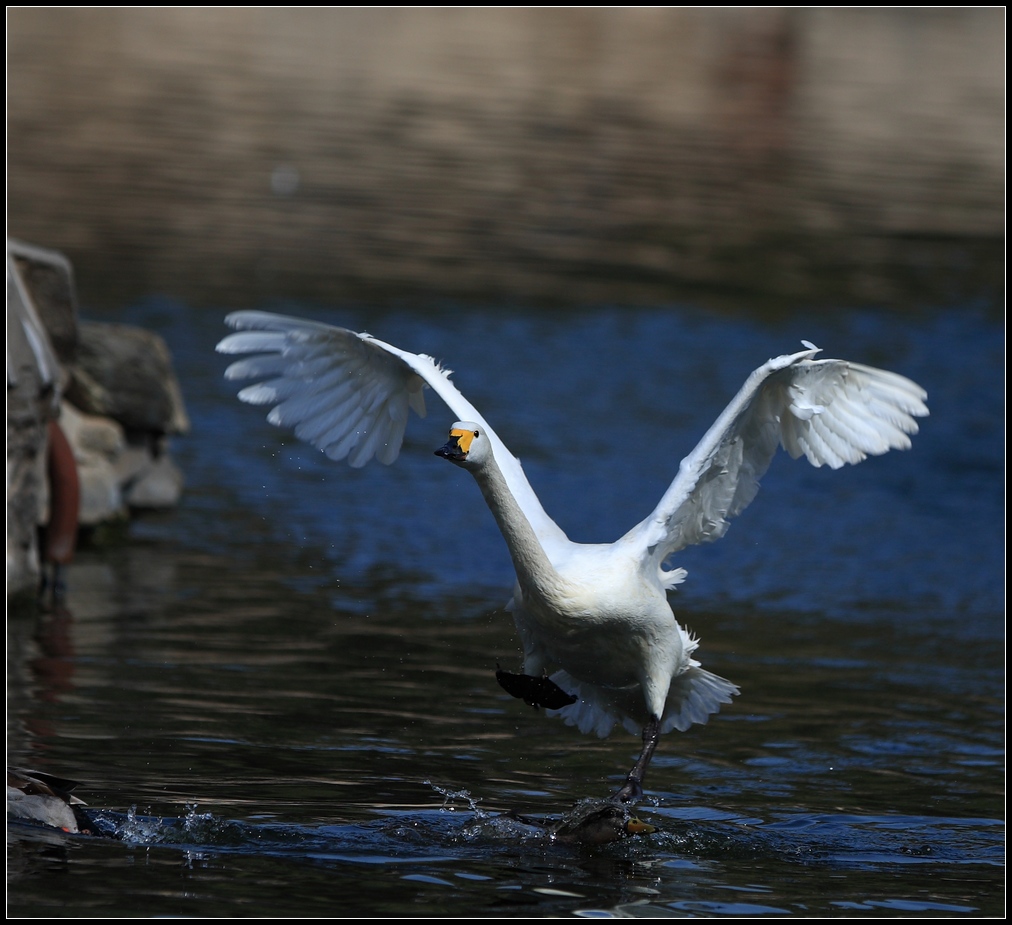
[216, 311, 568, 547]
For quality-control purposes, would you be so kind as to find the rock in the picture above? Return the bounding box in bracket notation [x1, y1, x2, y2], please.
[56, 399, 184, 523]
[57, 396, 124, 458]
[111, 431, 185, 510]
[6, 237, 190, 601]
[122, 450, 184, 509]
[67, 322, 190, 435]
[56, 400, 127, 525]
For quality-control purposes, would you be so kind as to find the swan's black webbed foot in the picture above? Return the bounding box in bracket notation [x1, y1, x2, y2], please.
[495, 664, 577, 710]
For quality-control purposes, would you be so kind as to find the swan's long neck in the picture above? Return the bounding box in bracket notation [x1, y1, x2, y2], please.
[470, 454, 562, 598]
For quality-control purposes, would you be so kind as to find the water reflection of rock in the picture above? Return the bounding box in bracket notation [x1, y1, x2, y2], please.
[6, 240, 188, 600]
[6, 8, 1004, 309]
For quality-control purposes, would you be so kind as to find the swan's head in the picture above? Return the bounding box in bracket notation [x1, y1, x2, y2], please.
[434, 421, 489, 467]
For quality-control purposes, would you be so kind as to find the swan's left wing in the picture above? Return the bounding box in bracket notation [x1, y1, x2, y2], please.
[624, 344, 928, 579]
[216, 311, 569, 547]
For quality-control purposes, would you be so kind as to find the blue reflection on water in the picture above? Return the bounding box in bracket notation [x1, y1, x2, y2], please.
[9, 297, 1004, 918]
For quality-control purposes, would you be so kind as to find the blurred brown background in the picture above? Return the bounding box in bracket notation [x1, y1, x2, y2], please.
[7, 7, 1004, 310]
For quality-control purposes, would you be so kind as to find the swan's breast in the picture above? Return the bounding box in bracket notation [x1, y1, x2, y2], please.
[514, 545, 682, 688]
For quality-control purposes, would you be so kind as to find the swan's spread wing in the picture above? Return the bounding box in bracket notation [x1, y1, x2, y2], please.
[627, 345, 928, 570]
[216, 311, 568, 546]
[218, 312, 424, 466]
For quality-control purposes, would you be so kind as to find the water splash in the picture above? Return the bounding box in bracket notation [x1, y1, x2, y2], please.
[426, 781, 484, 816]
[113, 805, 168, 846]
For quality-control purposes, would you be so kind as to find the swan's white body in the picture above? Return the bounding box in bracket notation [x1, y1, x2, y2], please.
[217, 311, 928, 792]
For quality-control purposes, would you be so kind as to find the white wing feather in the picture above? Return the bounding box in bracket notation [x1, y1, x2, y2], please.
[625, 344, 929, 570]
[216, 311, 568, 548]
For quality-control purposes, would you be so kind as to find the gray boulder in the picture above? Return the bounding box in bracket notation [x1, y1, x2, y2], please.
[67, 322, 189, 436]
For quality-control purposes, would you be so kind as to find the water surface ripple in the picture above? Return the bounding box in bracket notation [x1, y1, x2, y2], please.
[8, 301, 1003, 917]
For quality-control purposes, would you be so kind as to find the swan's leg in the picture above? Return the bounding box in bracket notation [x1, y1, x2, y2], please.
[614, 715, 661, 803]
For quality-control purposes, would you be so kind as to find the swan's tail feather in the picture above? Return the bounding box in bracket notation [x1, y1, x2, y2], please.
[545, 672, 621, 738]
[545, 667, 739, 738]
[661, 666, 739, 733]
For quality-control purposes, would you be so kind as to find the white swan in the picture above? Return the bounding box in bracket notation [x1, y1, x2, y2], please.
[217, 311, 928, 801]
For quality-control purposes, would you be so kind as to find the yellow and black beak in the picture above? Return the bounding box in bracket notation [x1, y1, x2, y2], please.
[435, 427, 476, 462]
[624, 816, 657, 837]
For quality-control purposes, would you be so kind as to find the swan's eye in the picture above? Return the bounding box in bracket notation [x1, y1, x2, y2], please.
[473, 430, 479, 437]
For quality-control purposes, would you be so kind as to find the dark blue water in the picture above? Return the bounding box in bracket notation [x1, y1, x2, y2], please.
[7, 299, 1003, 917]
